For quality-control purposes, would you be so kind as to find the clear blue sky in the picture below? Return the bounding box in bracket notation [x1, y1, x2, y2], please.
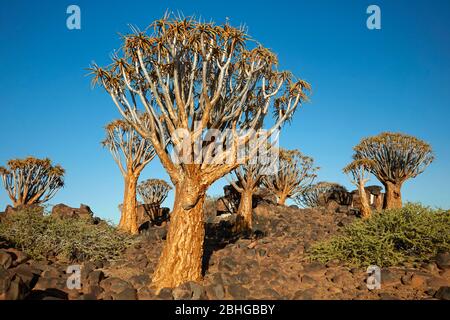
[1, 0, 449, 223]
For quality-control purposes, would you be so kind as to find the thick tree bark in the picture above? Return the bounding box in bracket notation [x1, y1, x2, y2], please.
[151, 180, 206, 290]
[118, 173, 139, 234]
[358, 183, 372, 219]
[235, 189, 253, 234]
[383, 181, 402, 209]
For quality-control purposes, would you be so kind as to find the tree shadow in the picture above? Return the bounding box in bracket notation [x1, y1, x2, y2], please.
[201, 218, 265, 276]
[202, 220, 240, 276]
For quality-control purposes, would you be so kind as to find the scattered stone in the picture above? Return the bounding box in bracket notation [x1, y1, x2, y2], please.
[227, 284, 249, 299]
[435, 252, 450, 270]
[129, 274, 150, 288]
[434, 286, 450, 300]
[113, 287, 137, 300]
[51, 204, 95, 221]
[378, 293, 400, 300]
[157, 287, 173, 300]
[206, 284, 225, 300]
[427, 276, 449, 289]
[100, 277, 133, 293]
[0, 250, 13, 269]
[293, 288, 318, 300]
[301, 275, 316, 285]
[381, 269, 400, 286]
[218, 257, 237, 272]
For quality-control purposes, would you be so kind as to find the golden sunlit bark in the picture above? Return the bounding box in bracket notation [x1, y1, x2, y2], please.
[358, 182, 371, 219]
[151, 179, 206, 289]
[118, 173, 139, 234]
[92, 15, 310, 290]
[383, 181, 402, 209]
[102, 117, 156, 234]
[235, 189, 253, 232]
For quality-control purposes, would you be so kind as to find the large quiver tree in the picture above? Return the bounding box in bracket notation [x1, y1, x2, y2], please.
[0, 157, 64, 207]
[353, 132, 434, 209]
[102, 116, 156, 234]
[91, 15, 310, 289]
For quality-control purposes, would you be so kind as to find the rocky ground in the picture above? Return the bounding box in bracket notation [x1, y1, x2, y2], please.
[1, 203, 449, 300]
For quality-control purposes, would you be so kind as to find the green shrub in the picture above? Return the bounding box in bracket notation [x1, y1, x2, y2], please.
[0, 207, 135, 262]
[308, 203, 450, 267]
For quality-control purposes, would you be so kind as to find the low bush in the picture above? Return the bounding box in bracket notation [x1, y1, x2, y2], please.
[0, 207, 135, 262]
[308, 203, 450, 267]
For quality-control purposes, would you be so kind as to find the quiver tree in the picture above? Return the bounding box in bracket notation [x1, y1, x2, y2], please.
[343, 159, 375, 218]
[262, 149, 318, 206]
[0, 157, 64, 207]
[90, 15, 310, 289]
[353, 132, 434, 209]
[295, 182, 347, 208]
[229, 161, 268, 234]
[137, 178, 172, 206]
[102, 117, 156, 234]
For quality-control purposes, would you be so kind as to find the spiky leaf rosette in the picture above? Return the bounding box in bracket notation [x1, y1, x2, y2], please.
[0, 157, 65, 206]
[353, 132, 434, 185]
[102, 113, 156, 177]
[137, 178, 172, 206]
[89, 14, 311, 186]
[263, 148, 319, 201]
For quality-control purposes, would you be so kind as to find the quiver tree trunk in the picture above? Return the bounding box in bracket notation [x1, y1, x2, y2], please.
[119, 173, 139, 234]
[358, 183, 372, 219]
[151, 179, 206, 290]
[383, 181, 402, 209]
[235, 190, 253, 234]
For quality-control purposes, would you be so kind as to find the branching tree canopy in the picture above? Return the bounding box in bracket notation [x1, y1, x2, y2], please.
[295, 182, 347, 208]
[90, 14, 310, 289]
[343, 159, 375, 218]
[102, 116, 156, 234]
[137, 178, 172, 206]
[0, 157, 64, 207]
[263, 149, 318, 206]
[353, 132, 434, 209]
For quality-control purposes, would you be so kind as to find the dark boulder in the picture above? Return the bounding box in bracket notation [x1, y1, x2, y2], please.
[435, 252, 450, 270]
[435, 286, 450, 300]
[51, 204, 95, 221]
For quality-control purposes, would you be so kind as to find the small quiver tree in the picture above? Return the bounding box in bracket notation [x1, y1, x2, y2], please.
[343, 159, 375, 218]
[91, 15, 310, 289]
[137, 178, 172, 221]
[262, 149, 318, 206]
[102, 116, 156, 234]
[229, 160, 269, 235]
[295, 182, 348, 208]
[353, 132, 434, 209]
[0, 157, 64, 207]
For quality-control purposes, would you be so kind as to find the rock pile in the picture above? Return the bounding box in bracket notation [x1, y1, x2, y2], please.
[1, 203, 449, 300]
